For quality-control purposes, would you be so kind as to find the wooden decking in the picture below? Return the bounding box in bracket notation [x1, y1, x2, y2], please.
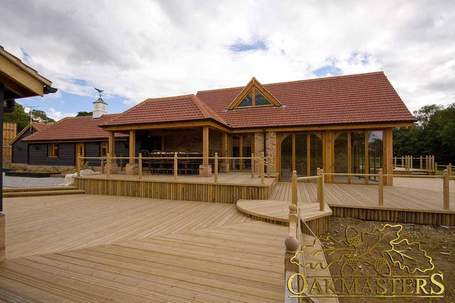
[75, 172, 275, 204]
[1, 195, 286, 302]
[236, 199, 331, 224]
[271, 178, 455, 213]
[271, 178, 455, 225]
[81, 172, 275, 186]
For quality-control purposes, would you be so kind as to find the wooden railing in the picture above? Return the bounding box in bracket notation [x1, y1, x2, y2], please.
[76, 153, 267, 184]
[393, 155, 436, 173]
[323, 168, 453, 210]
[284, 170, 325, 302]
[283, 167, 453, 301]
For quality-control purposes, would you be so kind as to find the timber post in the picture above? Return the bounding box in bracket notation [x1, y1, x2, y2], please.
[214, 152, 218, 183]
[251, 153, 254, 178]
[378, 168, 384, 207]
[443, 170, 450, 210]
[138, 153, 143, 179]
[174, 152, 178, 179]
[100, 156, 104, 174]
[317, 168, 325, 211]
[260, 152, 265, 185]
[76, 153, 81, 177]
[420, 155, 423, 169]
[448, 163, 452, 176]
[291, 170, 298, 208]
[106, 153, 111, 178]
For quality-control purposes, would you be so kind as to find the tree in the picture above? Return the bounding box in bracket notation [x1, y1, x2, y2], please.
[76, 111, 93, 117]
[3, 104, 55, 132]
[393, 103, 455, 164]
[3, 104, 29, 131]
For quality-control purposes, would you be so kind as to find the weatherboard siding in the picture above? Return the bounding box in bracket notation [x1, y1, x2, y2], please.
[12, 128, 35, 164]
[28, 143, 75, 166]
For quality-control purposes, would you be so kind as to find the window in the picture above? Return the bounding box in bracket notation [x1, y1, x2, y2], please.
[237, 89, 273, 108]
[101, 142, 108, 156]
[48, 144, 59, 158]
[255, 92, 271, 105]
[239, 94, 253, 107]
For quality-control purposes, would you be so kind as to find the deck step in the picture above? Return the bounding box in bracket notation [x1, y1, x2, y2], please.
[3, 186, 77, 193]
[4, 189, 85, 198]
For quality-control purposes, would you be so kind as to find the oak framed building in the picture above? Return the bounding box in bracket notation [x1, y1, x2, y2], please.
[16, 72, 415, 185]
[98, 72, 414, 185]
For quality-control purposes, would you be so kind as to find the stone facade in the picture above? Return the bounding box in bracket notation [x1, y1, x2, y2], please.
[253, 132, 264, 174]
[266, 132, 277, 175]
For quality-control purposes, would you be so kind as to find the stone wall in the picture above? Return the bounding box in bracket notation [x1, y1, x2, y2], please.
[266, 132, 277, 175]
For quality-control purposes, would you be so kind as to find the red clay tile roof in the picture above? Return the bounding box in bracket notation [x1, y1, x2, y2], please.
[104, 94, 226, 126]
[195, 72, 415, 128]
[31, 122, 53, 132]
[102, 72, 414, 129]
[23, 114, 124, 142]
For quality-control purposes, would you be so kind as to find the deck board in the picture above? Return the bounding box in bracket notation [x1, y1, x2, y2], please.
[271, 178, 455, 213]
[1, 195, 286, 302]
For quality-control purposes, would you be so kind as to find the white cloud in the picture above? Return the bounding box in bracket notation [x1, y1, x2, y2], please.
[46, 108, 75, 121]
[1, 0, 454, 113]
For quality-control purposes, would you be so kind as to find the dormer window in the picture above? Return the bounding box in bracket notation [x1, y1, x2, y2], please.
[228, 77, 282, 110]
[238, 88, 272, 107]
[239, 94, 253, 107]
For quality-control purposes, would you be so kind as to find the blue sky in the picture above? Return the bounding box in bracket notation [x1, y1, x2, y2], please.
[19, 90, 129, 120]
[2, 1, 454, 120]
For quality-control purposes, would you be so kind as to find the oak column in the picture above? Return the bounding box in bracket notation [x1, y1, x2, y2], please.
[129, 130, 135, 164]
[108, 131, 116, 157]
[200, 126, 212, 176]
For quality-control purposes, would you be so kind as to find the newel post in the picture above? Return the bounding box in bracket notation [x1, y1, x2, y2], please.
[291, 170, 298, 207]
[443, 170, 450, 210]
[317, 168, 325, 211]
[378, 168, 384, 206]
[138, 153, 143, 179]
[214, 152, 219, 183]
[174, 152, 178, 179]
[100, 156, 105, 174]
[106, 153, 111, 178]
[76, 153, 81, 177]
[260, 152, 265, 185]
[250, 152, 254, 178]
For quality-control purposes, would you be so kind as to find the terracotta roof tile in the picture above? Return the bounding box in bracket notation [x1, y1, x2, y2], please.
[195, 72, 415, 128]
[31, 122, 53, 132]
[23, 114, 123, 142]
[105, 94, 226, 126]
[103, 72, 414, 129]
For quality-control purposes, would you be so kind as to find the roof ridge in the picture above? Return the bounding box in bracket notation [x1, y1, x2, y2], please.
[191, 95, 227, 124]
[196, 71, 386, 94]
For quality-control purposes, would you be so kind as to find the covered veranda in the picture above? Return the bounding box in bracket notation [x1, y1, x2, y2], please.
[101, 120, 269, 178]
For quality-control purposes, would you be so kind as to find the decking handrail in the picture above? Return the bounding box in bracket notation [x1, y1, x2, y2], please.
[76, 154, 267, 185]
[285, 170, 324, 302]
[322, 170, 451, 210]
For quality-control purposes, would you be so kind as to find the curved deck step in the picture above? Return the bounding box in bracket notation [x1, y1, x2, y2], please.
[4, 189, 85, 198]
[236, 199, 332, 226]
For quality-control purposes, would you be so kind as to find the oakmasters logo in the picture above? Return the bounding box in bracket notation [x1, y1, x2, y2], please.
[287, 224, 445, 298]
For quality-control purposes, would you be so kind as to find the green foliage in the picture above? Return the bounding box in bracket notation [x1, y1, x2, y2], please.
[32, 110, 54, 123]
[394, 103, 455, 164]
[3, 104, 29, 131]
[3, 104, 55, 132]
[76, 111, 93, 117]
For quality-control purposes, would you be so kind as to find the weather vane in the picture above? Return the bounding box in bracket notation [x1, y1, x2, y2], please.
[94, 88, 104, 98]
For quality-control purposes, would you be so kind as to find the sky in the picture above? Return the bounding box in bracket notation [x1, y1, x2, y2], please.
[1, 0, 454, 120]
